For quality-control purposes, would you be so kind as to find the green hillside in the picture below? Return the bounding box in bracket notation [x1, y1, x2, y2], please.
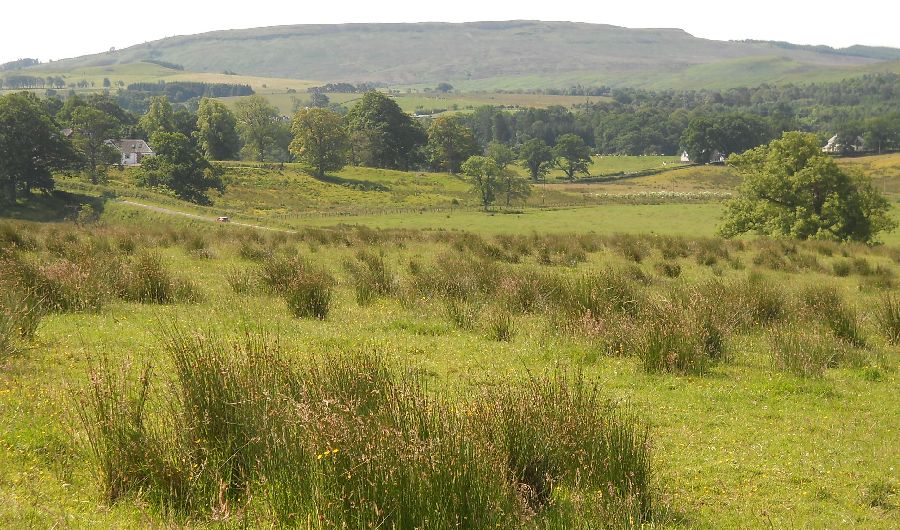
[31, 20, 900, 90]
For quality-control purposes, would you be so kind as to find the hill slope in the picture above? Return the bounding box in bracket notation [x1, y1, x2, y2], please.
[36, 20, 900, 89]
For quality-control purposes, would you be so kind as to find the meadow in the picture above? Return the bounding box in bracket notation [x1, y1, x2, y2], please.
[1, 209, 898, 528]
[1, 152, 899, 528]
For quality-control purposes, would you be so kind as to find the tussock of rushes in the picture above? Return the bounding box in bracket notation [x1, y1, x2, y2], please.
[1, 285, 43, 358]
[770, 327, 846, 378]
[876, 294, 900, 345]
[487, 309, 514, 342]
[224, 266, 256, 294]
[118, 252, 200, 304]
[344, 249, 396, 305]
[73, 331, 655, 527]
[477, 371, 652, 522]
[2, 253, 109, 313]
[801, 285, 865, 347]
[256, 254, 334, 319]
[444, 298, 479, 329]
[638, 301, 726, 375]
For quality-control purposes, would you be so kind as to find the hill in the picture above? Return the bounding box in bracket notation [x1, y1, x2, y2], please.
[32, 20, 900, 90]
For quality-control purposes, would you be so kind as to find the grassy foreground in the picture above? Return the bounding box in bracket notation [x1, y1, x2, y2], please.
[1, 208, 898, 527]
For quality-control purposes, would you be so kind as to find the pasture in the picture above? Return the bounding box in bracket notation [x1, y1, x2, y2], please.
[2, 152, 899, 528]
[1, 208, 898, 528]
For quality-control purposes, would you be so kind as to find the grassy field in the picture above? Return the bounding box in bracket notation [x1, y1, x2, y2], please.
[1, 152, 899, 527]
[1, 206, 898, 528]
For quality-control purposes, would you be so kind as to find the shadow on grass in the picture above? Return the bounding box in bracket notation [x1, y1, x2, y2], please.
[313, 173, 390, 192]
[1, 190, 105, 223]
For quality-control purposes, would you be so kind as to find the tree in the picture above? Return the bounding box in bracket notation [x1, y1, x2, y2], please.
[139, 96, 176, 136]
[69, 106, 121, 184]
[680, 113, 769, 163]
[195, 98, 241, 160]
[486, 141, 515, 171]
[553, 133, 591, 180]
[519, 138, 555, 181]
[234, 95, 283, 162]
[346, 91, 426, 169]
[426, 116, 478, 173]
[0, 92, 75, 203]
[719, 132, 896, 243]
[289, 108, 349, 177]
[139, 132, 223, 205]
[461, 155, 500, 210]
[309, 92, 331, 108]
[862, 114, 899, 154]
[436, 83, 454, 93]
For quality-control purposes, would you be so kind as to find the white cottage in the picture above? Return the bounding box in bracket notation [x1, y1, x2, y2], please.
[105, 139, 155, 166]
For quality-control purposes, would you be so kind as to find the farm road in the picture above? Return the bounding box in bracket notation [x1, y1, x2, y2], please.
[118, 200, 298, 234]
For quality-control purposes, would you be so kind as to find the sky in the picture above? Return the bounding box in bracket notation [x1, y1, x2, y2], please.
[1, 0, 898, 65]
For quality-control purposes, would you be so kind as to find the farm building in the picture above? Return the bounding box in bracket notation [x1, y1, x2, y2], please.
[822, 134, 865, 154]
[105, 139, 155, 166]
[680, 150, 726, 163]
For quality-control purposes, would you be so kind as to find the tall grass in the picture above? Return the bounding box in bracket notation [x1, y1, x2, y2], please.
[876, 294, 900, 345]
[344, 249, 396, 304]
[256, 254, 334, 319]
[118, 252, 200, 304]
[770, 327, 846, 378]
[73, 330, 655, 527]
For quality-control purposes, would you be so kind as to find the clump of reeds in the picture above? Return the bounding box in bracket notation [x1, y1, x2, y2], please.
[118, 252, 200, 304]
[801, 284, 865, 347]
[769, 327, 846, 378]
[344, 249, 396, 304]
[73, 330, 656, 527]
[875, 293, 900, 345]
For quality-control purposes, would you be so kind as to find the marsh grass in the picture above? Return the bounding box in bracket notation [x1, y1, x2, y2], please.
[73, 330, 654, 527]
[344, 249, 396, 304]
[770, 327, 847, 378]
[801, 285, 865, 347]
[119, 252, 201, 304]
[875, 293, 900, 345]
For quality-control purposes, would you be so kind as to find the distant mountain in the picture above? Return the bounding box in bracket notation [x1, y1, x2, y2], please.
[36, 21, 900, 90]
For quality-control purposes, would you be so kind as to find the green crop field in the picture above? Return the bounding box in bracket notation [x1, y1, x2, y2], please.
[2, 152, 899, 528]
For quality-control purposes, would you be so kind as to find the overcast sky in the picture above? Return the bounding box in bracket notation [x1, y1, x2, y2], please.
[1, 0, 897, 65]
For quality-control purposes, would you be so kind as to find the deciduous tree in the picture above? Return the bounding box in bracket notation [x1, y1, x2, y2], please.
[139, 132, 223, 205]
[289, 108, 349, 177]
[519, 138, 555, 181]
[0, 92, 75, 203]
[553, 133, 591, 180]
[69, 106, 121, 184]
[346, 92, 426, 169]
[461, 155, 500, 210]
[426, 116, 478, 173]
[195, 98, 240, 160]
[234, 95, 284, 162]
[720, 132, 895, 243]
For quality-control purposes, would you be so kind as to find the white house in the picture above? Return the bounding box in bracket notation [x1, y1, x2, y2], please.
[105, 139, 155, 166]
[680, 150, 725, 164]
[822, 135, 865, 154]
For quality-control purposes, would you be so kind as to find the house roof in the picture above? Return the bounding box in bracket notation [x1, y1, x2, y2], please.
[105, 139, 154, 155]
